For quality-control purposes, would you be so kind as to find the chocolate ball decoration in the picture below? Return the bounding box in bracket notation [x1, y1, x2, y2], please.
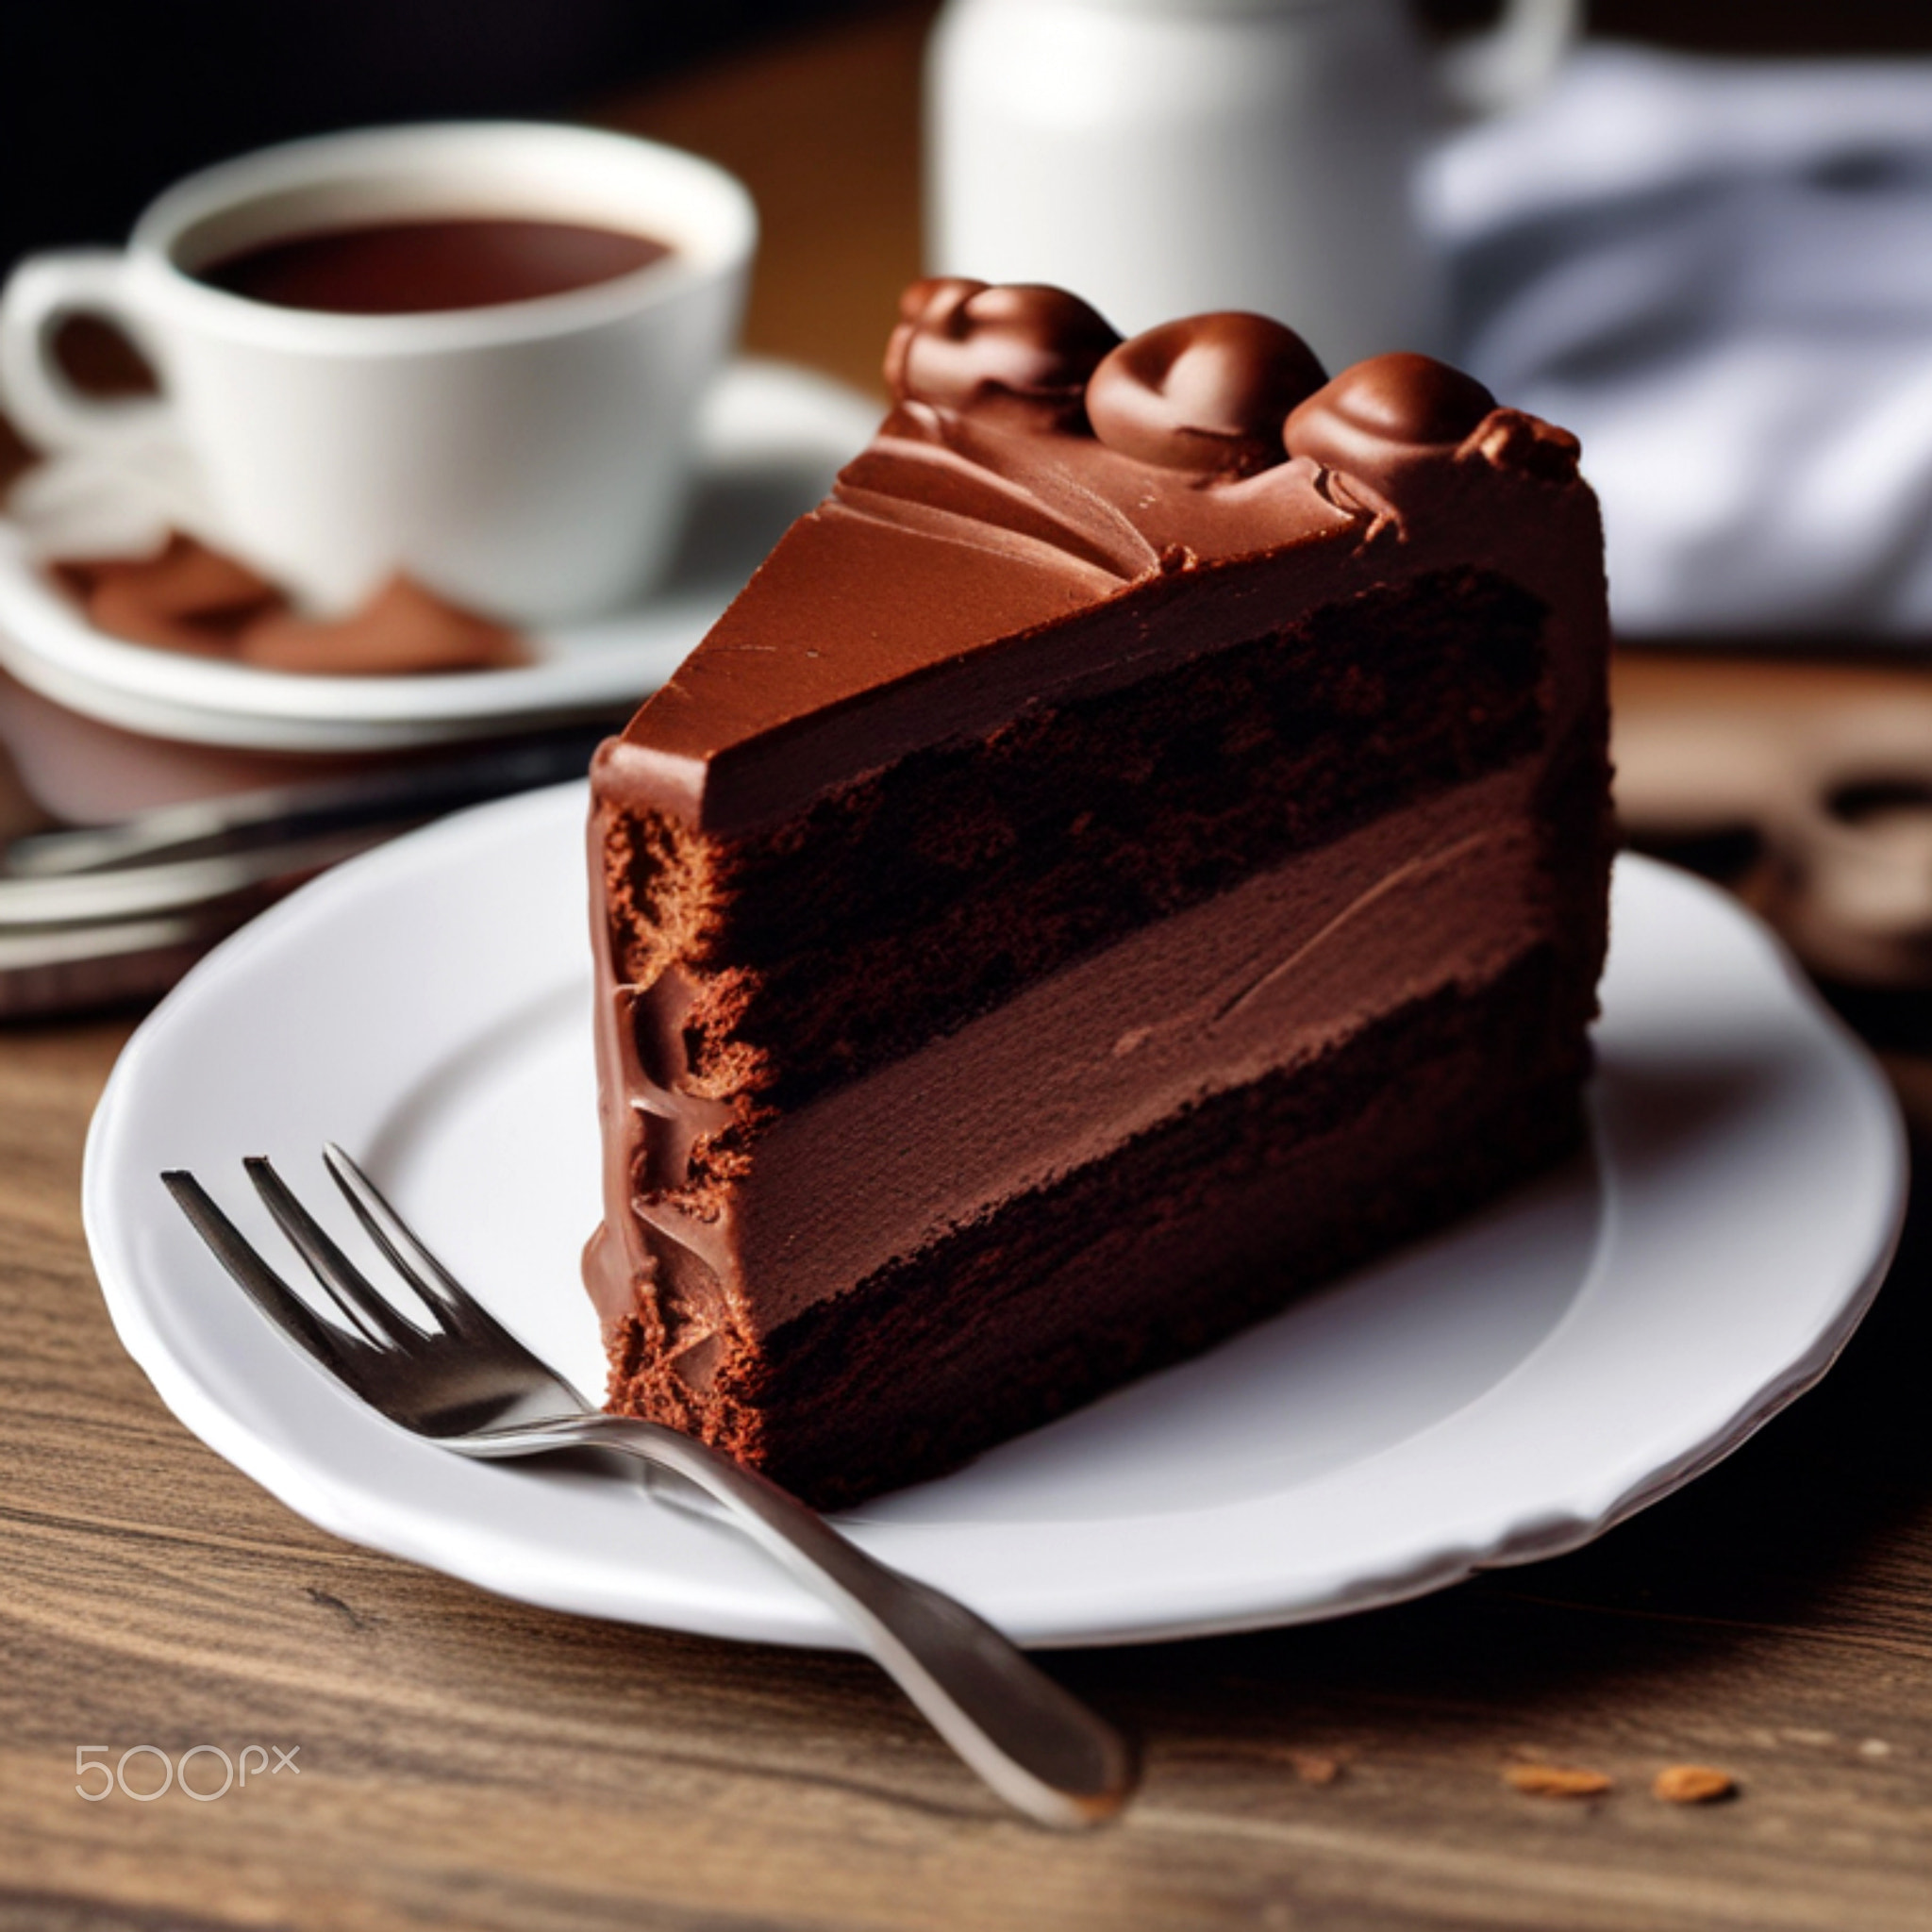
[884, 278, 1121, 425]
[1087, 314, 1327, 475]
[1283, 353, 1497, 478]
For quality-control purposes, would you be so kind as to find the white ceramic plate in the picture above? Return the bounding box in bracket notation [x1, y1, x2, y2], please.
[84, 791, 1907, 1650]
[0, 359, 878, 752]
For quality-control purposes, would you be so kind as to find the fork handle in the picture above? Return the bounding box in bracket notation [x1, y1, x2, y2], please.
[467, 1413, 1136, 1827]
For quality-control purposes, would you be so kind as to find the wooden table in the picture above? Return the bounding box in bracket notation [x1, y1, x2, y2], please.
[4, 9, 1930, 1926]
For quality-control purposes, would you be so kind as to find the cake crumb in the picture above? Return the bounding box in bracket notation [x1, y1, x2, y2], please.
[1289, 1753, 1341, 1786]
[1653, 1765, 1736, 1805]
[1505, 1763, 1612, 1798]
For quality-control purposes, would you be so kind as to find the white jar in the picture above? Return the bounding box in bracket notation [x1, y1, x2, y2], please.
[926, 0, 1579, 367]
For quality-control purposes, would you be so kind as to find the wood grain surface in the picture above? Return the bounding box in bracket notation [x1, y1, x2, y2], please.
[4, 8, 1931, 1927]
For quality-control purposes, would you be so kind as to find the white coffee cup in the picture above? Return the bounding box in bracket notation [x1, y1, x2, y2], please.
[0, 123, 758, 625]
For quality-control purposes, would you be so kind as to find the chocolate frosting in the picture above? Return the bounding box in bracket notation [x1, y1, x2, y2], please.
[598, 280, 1593, 836]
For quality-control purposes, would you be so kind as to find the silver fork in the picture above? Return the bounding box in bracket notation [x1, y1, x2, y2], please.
[161, 1146, 1136, 1829]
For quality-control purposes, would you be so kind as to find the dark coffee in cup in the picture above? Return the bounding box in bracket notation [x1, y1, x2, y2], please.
[196, 217, 674, 315]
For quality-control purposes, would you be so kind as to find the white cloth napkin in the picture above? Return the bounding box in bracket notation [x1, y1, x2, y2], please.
[1424, 43, 1932, 642]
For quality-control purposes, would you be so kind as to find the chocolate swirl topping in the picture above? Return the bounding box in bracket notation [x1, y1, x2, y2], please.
[1087, 313, 1326, 476]
[1283, 352, 1497, 479]
[861, 283, 1584, 593]
[884, 278, 1120, 427]
[881, 283, 1577, 499]
[839, 286, 1590, 625]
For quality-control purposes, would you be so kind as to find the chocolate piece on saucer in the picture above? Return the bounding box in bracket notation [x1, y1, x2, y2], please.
[49, 533, 529, 675]
[54, 536, 284, 658]
[240, 575, 527, 675]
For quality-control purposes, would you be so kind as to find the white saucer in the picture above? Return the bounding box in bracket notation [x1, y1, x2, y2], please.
[83, 791, 1907, 1650]
[0, 359, 879, 753]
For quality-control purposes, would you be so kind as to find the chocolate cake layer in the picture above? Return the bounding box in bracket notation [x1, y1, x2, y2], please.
[592, 759, 1561, 1343]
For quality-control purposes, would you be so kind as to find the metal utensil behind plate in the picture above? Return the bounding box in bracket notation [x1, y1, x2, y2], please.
[0, 720, 616, 1018]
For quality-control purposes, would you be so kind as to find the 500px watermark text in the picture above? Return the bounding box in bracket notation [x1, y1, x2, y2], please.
[75, 1744, 300, 1801]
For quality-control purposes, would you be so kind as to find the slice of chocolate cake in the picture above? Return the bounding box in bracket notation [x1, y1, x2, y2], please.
[584, 280, 1610, 1508]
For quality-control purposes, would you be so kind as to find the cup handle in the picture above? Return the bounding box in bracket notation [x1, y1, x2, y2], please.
[1435, 0, 1582, 121]
[0, 249, 174, 455]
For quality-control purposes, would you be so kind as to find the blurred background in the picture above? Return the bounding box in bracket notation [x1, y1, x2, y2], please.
[3, 2, 1928, 275]
[3, 1, 1927, 385]
[4, 0, 1932, 1044]
[0, 0, 1924, 388]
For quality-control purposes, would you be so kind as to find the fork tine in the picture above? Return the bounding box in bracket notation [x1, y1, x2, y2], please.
[244, 1156, 428, 1347]
[322, 1143, 506, 1336]
[322, 1145, 586, 1413]
[161, 1171, 361, 1376]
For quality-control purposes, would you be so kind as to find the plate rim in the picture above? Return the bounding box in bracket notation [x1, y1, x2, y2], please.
[81, 787, 1910, 1649]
